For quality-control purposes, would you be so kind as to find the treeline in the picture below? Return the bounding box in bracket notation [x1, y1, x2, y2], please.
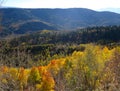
[6, 25, 120, 47]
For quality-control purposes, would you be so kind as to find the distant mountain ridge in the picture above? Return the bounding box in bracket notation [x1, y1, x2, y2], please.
[1, 8, 120, 35]
[99, 8, 120, 14]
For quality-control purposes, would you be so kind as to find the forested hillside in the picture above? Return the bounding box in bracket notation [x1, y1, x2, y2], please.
[0, 26, 120, 66]
[6, 25, 120, 46]
[1, 8, 120, 36]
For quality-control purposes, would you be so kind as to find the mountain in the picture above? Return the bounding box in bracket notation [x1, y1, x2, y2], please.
[99, 8, 120, 14]
[1, 8, 120, 35]
[0, 8, 57, 35]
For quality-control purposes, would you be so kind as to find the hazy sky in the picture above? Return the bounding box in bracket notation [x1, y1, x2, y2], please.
[2, 0, 120, 10]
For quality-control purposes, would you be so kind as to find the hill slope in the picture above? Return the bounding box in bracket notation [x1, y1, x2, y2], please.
[1, 8, 120, 35]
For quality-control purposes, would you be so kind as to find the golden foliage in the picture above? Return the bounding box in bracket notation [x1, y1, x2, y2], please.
[0, 44, 119, 91]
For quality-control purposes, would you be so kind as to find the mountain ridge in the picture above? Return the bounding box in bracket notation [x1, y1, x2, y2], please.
[0, 8, 120, 35]
[99, 8, 120, 14]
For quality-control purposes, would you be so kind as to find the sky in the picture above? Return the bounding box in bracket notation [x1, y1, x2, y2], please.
[2, 0, 120, 13]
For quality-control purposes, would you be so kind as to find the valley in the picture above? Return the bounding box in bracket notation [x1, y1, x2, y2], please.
[0, 8, 120, 91]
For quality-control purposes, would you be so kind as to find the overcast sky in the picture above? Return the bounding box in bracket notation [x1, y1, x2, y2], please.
[2, 0, 120, 12]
